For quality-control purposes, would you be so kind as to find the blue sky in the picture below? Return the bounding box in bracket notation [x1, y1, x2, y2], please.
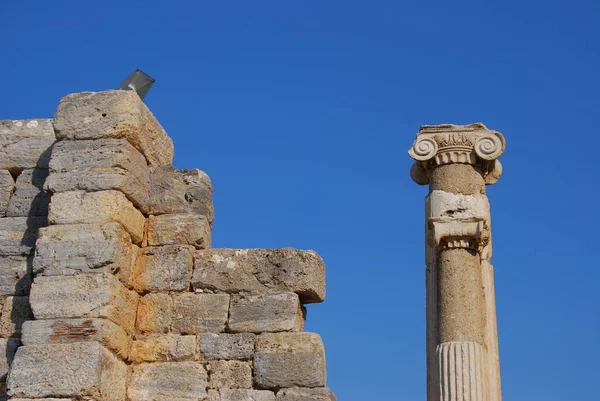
[1, 1, 599, 400]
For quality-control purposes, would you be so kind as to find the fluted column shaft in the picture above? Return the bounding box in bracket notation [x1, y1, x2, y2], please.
[409, 124, 505, 401]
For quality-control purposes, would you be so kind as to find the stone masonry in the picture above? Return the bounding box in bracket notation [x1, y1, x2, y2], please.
[0, 90, 336, 401]
[409, 124, 505, 401]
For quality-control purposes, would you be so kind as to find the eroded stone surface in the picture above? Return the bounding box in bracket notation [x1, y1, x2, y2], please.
[172, 293, 229, 334]
[130, 334, 196, 363]
[181, 168, 214, 224]
[229, 293, 304, 333]
[132, 245, 194, 292]
[254, 333, 326, 389]
[0, 255, 32, 296]
[0, 170, 15, 217]
[0, 119, 55, 174]
[136, 293, 173, 334]
[128, 362, 207, 401]
[30, 273, 138, 334]
[276, 388, 336, 401]
[33, 223, 132, 277]
[0, 217, 47, 256]
[147, 166, 189, 215]
[6, 169, 50, 217]
[21, 318, 130, 360]
[207, 360, 252, 389]
[7, 342, 127, 400]
[216, 390, 276, 401]
[45, 138, 150, 211]
[198, 333, 255, 361]
[0, 338, 19, 380]
[49, 190, 145, 244]
[148, 214, 211, 249]
[0, 295, 33, 338]
[53, 90, 174, 167]
[193, 249, 325, 303]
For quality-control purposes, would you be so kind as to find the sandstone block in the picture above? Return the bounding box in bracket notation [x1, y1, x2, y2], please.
[0, 296, 33, 338]
[216, 390, 276, 401]
[7, 342, 127, 400]
[33, 223, 132, 277]
[0, 170, 15, 217]
[53, 90, 174, 166]
[128, 362, 207, 401]
[198, 333, 255, 360]
[0, 119, 55, 174]
[148, 214, 211, 249]
[136, 293, 173, 333]
[254, 333, 326, 389]
[49, 190, 145, 244]
[133, 245, 194, 292]
[181, 169, 214, 223]
[147, 166, 189, 215]
[21, 318, 130, 360]
[45, 138, 150, 211]
[207, 360, 252, 389]
[0, 217, 47, 256]
[229, 293, 304, 333]
[276, 388, 336, 401]
[0, 256, 32, 296]
[193, 249, 326, 303]
[130, 334, 196, 363]
[172, 293, 229, 334]
[116, 243, 140, 288]
[6, 169, 49, 217]
[30, 273, 138, 334]
[0, 338, 19, 380]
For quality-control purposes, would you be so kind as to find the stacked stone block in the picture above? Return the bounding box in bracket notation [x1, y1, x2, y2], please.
[0, 119, 55, 399]
[2, 90, 336, 400]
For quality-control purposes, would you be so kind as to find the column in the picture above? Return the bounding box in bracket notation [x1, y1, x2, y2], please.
[408, 123, 505, 401]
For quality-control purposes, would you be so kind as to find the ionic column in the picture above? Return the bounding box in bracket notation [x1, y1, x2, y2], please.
[408, 123, 505, 401]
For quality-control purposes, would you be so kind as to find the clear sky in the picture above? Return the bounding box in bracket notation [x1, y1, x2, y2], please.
[1, 1, 599, 400]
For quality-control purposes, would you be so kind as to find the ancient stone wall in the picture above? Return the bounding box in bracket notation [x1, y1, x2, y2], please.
[0, 91, 336, 401]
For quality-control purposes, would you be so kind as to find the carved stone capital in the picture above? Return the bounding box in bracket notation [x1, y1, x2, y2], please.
[428, 220, 490, 251]
[408, 123, 505, 185]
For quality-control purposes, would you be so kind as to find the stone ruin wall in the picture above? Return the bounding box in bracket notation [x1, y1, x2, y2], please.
[0, 90, 336, 401]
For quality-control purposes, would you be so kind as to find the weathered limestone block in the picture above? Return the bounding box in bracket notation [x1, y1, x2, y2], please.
[0, 217, 47, 256]
[229, 293, 304, 333]
[0, 338, 19, 380]
[276, 388, 336, 401]
[147, 166, 189, 215]
[53, 90, 174, 167]
[128, 362, 207, 401]
[0, 296, 33, 338]
[0, 119, 55, 174]
[33, 223, 132, 277]
[6, 169, 50, 217]
[0, 170, 15, 217]
[181, 169, 214, 224]
[428, 190, 490, 221]
[10, 398, 74, 401]
[0, 256, 32, 296]
[21, 318, 131, 360]
[45, 138, 150, 211]
[193, 249, 326, 303]
[214, 390, 276, 401]
[198, 333, 255, 360]
[130, 334, 196, 363]
[136, 293, 173, 333]
[132, 245, 194, 292]
[49, 190, 145, 244]
[30, 273, 138, 334]
[254, 333, 326, 389]
[207, 360, 252, 389]
[172, 293, 229, 334]
[117, 243, 140, 289]
[148, 214, 211, 249]
[7, 342, 127, 400]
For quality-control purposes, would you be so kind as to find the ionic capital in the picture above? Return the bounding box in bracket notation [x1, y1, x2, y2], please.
[408, 123, 505, 185]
